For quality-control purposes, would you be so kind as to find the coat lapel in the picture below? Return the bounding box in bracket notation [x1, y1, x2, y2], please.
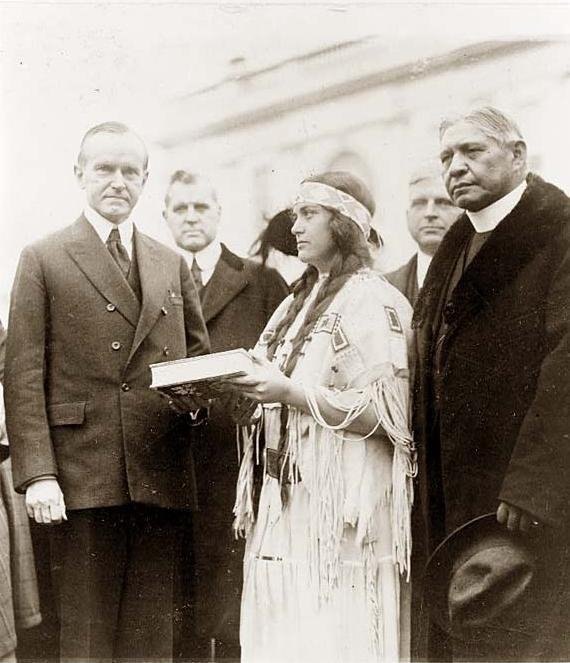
[445, 174, 567, 330]
[201, 245, 248, 323]
[414, 174, 568, 359]
[65, 216, 140, 327]
[127, 229, 169, 364]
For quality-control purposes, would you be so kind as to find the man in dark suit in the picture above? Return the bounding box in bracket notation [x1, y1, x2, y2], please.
[386, 161, 459, 306]
[163, 170, 288, 659]
[385, 161, 460, 660]
[413, 107, 570, 660]
[4, 122, 210, 662]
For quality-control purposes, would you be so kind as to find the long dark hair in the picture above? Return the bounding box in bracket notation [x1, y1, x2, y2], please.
[267, 171, 374, 377]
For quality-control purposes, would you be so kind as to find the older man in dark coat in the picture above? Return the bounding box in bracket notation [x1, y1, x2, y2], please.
[163, 170, 289, 660]
[4, 122, 210, 662]
[413, 107, 570, 661]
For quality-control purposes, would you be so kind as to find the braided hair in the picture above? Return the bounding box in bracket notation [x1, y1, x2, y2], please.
[267, 171, 375, 378]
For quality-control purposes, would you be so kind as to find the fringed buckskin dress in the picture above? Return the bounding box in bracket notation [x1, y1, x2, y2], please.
[234, 269, 416, 663]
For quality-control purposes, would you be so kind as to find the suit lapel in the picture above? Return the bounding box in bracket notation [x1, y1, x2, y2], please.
[127, 229, 169, 364]
[413, 216, 472, 331]
[201, 246, 248, 323]
[405, 254, 419, 306]
[65, 216, 140, 327]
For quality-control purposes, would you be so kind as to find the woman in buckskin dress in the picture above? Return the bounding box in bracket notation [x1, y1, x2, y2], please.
[227, 171, 416, 663]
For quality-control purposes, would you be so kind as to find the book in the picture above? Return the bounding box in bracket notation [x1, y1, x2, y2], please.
[149, 348, 254, 405]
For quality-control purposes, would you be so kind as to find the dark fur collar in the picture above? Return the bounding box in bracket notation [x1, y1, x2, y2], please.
[412, 173, 570, 329]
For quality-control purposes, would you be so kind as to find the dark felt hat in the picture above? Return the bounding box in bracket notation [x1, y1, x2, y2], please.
[424, 513, 540, 643]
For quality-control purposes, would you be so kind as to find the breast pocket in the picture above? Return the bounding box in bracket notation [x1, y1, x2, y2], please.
[168, 293, 184, 307]
[47, 401, 87, 427]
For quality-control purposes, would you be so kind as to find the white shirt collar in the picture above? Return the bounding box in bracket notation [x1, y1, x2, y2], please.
[180, 239, 222, 286]
[466, 180, 527, 233]
[84, 206, 134, 259]
[193, 239, 222, 272]
[416, 250, 433, 289]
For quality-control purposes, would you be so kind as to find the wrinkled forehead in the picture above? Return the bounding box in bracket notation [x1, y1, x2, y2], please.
[440, 119, 498, 149]
[409, 175, 448, 199]
[169, 181, 218, 205]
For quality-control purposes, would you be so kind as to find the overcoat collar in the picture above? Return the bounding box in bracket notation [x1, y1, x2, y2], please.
[413, 174, 568, 332]
[201, 244, 249, 323]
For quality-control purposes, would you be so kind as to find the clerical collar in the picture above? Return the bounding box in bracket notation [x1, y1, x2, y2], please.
[84, 206, 134, 252]
[466, 180, 527, 233]
[192, 240, 222, 273]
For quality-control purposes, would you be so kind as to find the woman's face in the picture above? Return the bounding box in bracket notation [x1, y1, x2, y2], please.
[291, 203, 337, 272]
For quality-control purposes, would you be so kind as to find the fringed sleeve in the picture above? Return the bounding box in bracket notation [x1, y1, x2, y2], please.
[233, 418, 263, 539]
[304, 361, 416, 579]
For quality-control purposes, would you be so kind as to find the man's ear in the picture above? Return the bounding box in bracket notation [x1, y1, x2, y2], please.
[511, 140, 527, 171]
[74, 164, 85, 189]
[142, 170, 149, 188]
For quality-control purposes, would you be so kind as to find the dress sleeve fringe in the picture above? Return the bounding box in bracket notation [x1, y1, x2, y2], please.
[233, 371, 416, 593]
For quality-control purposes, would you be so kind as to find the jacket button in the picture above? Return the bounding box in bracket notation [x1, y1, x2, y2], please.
[121, 383, 130, 392]
[444, 302, 456, 319]
[111, 341, 121, 351]
[163, 346, 169, 356]
[106, 303, 116, 312]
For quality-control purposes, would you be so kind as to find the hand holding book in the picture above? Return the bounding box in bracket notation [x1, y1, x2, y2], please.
[231, 395, 262, 425]
[221, 354, 293, 405]
[149, 349, 256, 410]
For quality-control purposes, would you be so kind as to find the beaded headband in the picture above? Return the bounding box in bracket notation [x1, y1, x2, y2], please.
[294, 181, 372, 239]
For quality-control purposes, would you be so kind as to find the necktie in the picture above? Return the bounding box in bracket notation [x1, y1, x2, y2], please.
[106, 227, 131, 277]
[191, 257, 204, 291]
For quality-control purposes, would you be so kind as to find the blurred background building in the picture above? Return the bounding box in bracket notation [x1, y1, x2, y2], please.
[154, 37, 570, 271]
[2, 0, 570, 318]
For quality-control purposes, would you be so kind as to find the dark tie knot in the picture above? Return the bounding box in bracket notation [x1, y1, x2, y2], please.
[191, 257, 204, 291]
[107, 227, 121, 244]
[106, 227, 130, 277]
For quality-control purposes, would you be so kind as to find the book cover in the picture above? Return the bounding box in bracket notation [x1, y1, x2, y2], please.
[149, 348, 254, 403]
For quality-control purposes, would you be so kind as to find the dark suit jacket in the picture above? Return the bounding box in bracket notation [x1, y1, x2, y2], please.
[200, 244, 289, 353]
[190, 244, 288, 652]
[413, 174, 570, 657]
[4, 215, 210, 511]
[385, 253, 419, 306]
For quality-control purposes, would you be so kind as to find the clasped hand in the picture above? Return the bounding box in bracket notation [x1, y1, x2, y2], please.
[26, 478, 67, 524]
[222, 354, 292, 404]
[496, 501, 540, 533]
[163, 391, 212, 414]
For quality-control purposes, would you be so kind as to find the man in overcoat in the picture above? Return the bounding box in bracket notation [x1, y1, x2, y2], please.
[163, 170, 288, 659]
[4, 122, 210, 661]
[413, 107, 570, 660]
[386, 160, 459, 306]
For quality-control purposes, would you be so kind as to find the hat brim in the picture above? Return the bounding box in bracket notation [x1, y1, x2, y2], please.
[424, 512, 530, 637]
